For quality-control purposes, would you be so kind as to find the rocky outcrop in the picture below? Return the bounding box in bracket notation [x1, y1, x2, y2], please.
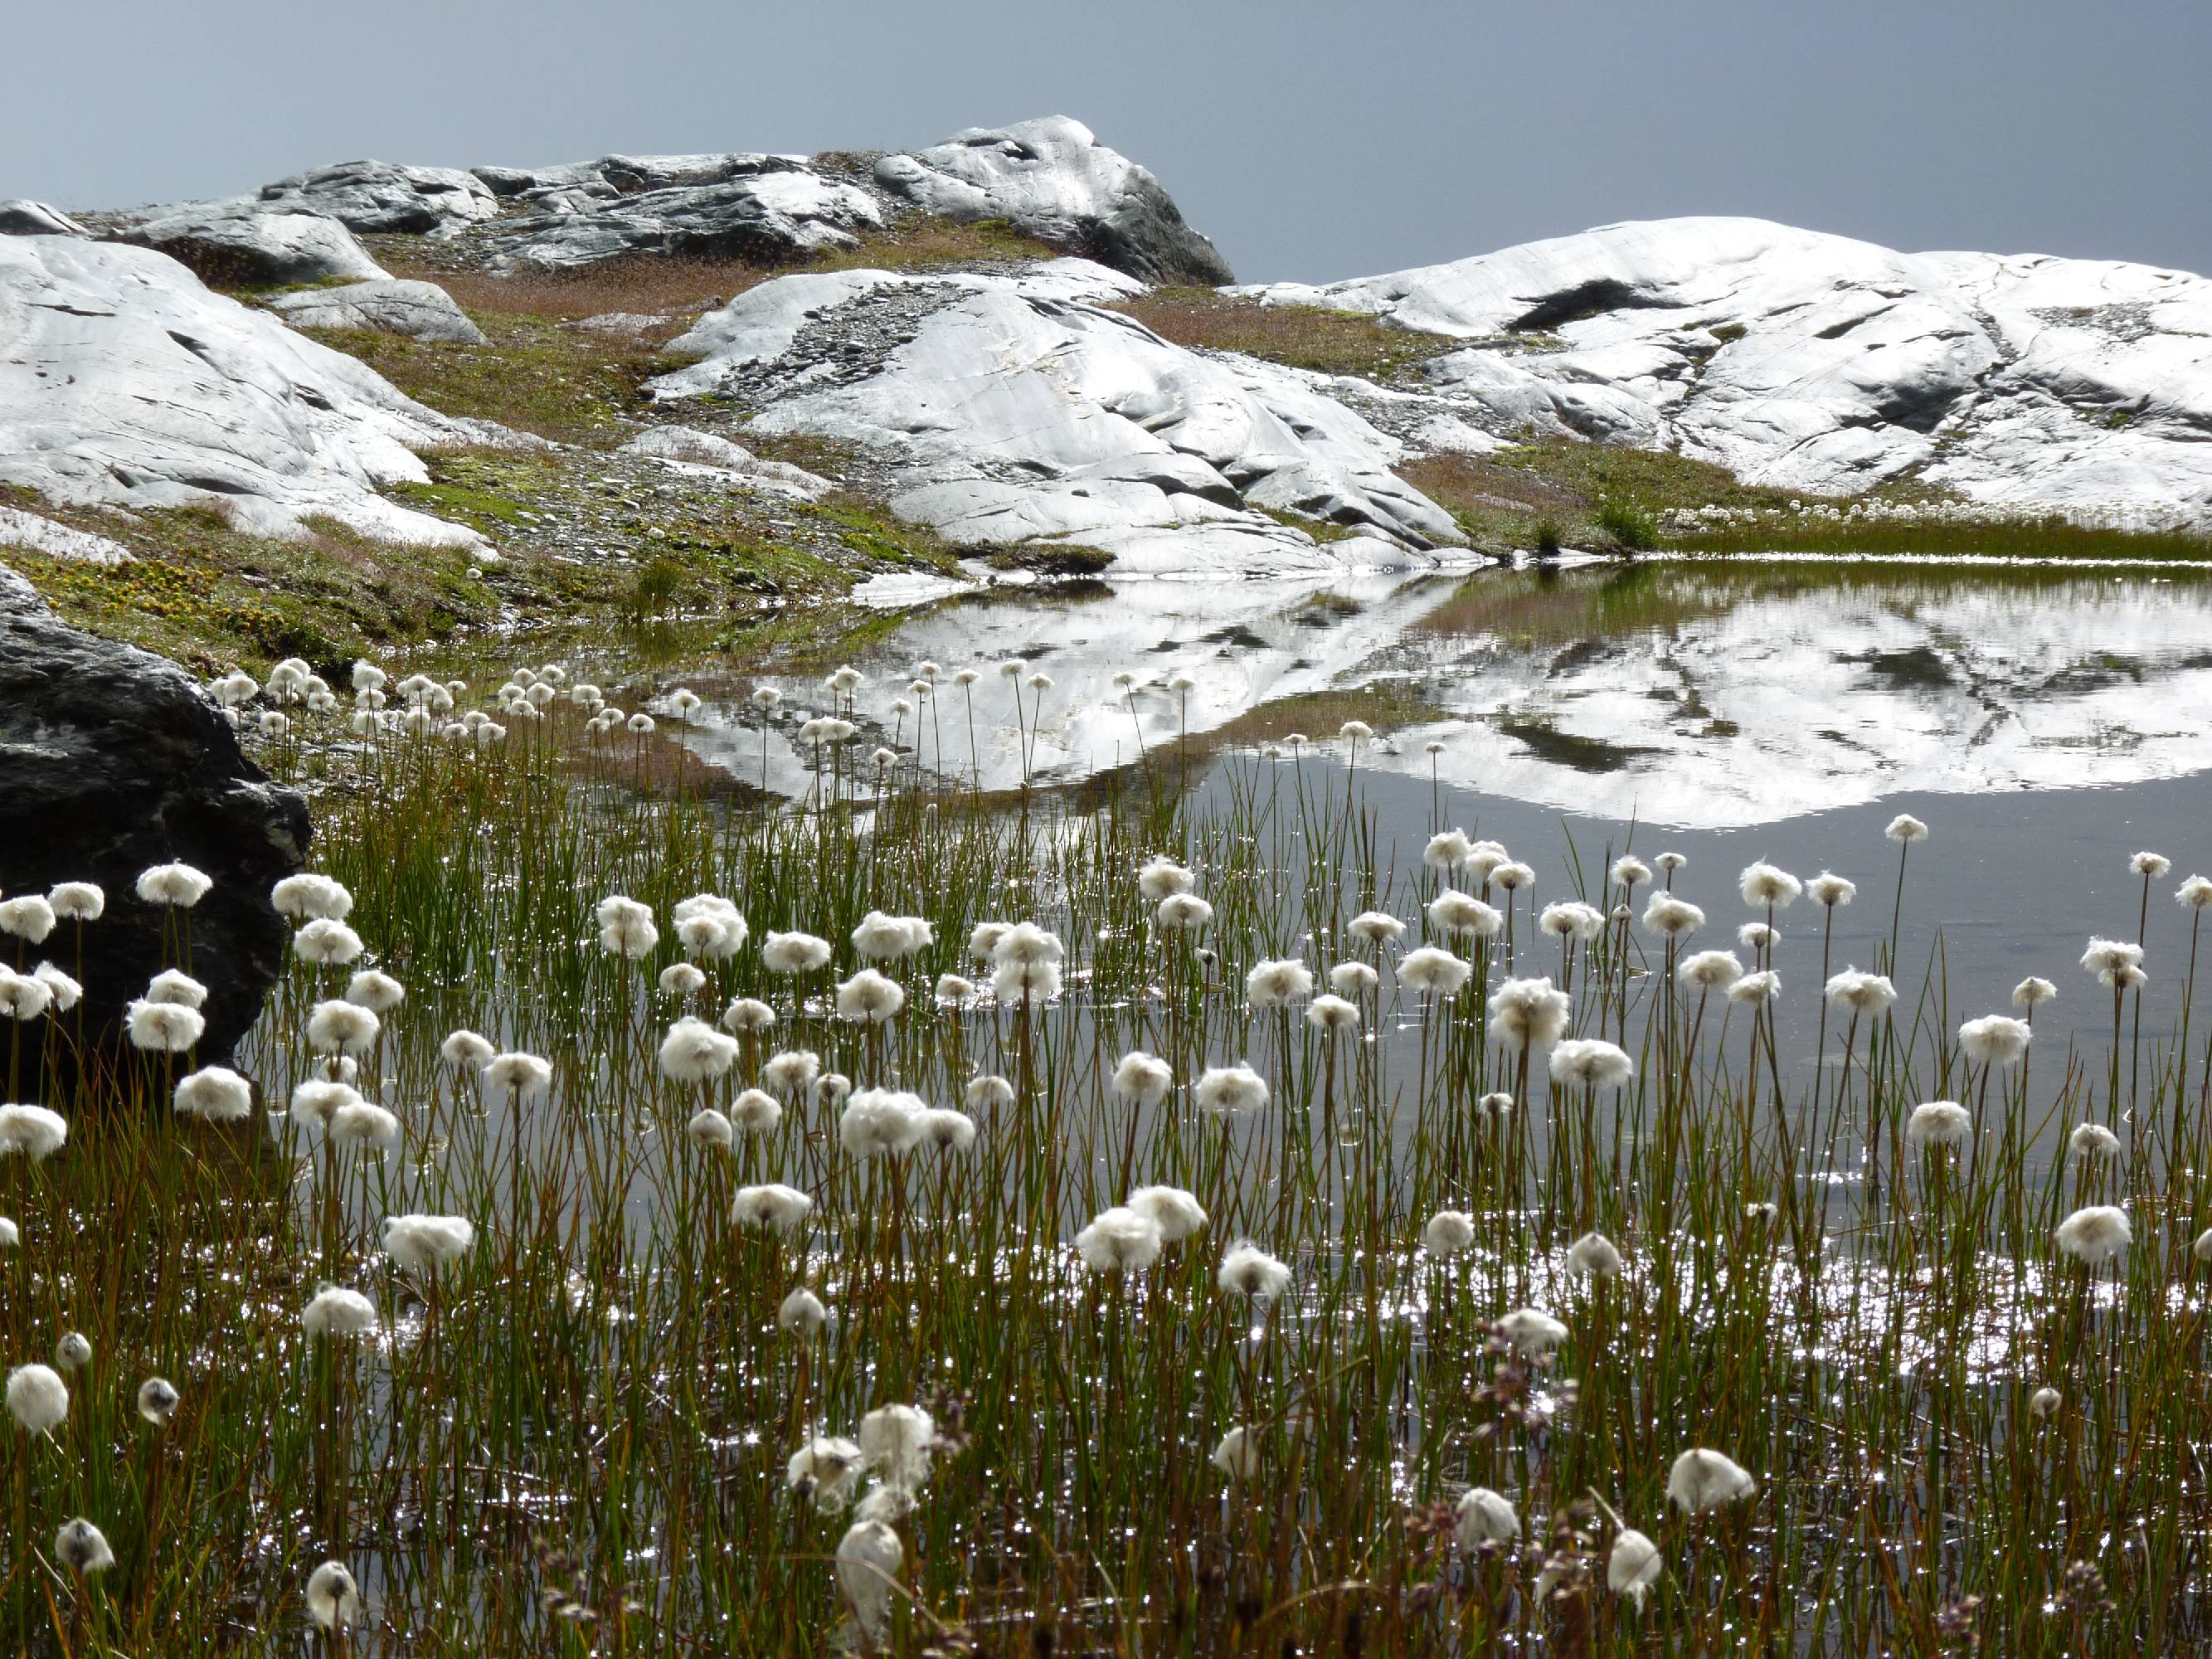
[1237, 216, 2212, 515]
[875, 117, 1232, 286]
[250, 159, 502, 235]
[0, 567, 309, 1092]
[0, 201, 85, 237]
[649, 260, 1459, 575]
[483, 162, 882, 271]
[268, 276, 488, 343]
[616, 426, 834, 499]
[118, 206, 390, 286]
[0, 236, 504, 542]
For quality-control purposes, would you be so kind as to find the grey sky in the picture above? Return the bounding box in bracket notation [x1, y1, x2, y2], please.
[12, 0, 2208, 285]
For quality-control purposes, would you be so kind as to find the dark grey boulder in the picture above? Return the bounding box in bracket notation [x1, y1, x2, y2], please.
[0, 568, 309, 1097]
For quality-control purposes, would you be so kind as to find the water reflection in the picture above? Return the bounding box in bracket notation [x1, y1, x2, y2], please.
[684, 558, 2212, 830]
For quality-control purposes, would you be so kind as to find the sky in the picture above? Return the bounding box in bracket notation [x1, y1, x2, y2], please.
[11, 0, 2209, 286]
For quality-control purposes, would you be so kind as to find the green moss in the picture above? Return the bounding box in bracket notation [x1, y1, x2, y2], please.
[803, 495, 963, 572]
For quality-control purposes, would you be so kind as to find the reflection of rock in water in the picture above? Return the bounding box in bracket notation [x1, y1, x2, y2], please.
[674, 561, 2212, 829]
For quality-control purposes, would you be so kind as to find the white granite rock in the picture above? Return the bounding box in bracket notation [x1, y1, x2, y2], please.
[1237, 216, 2212, 516]
[0, 236, 503, 544]
[119, 207, 390, 285]
[252, 160, 502, 234]
[617, 426, 834, 499]
[487, 163, 881, 270]
[650, 261, 1461, 575]
[268, 277, 488, 344]
[0, 201, 86, 237]
[0, 505, 130, 563]
[875, 117, 1232, 285]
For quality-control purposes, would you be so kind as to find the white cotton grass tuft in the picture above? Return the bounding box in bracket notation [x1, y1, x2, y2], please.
[1157, 893, 1213, 930]
[787, 1435, 866, 1510]
[1540, 901, 1607, 942]
[835, 968, 907, 1024]
[761, 1049, 821, 1101]
[732, 1184, 814, 1233]
[1330, 961, 1379, 997]
[992, 956, 1062, 1005]
[1194, 1063, 1268, 1116]
[306, 1560, 362, 1632]
[173, 1065, 253, 1122]
[1127, 1185, 1208, 1243]
[1346, 911, 1407, 946]
[289, 1080, 358, 1132]
[1667, 1447, 1758, 1514]
[47, 883, 105, 922]
[136, 863, 212, 908]
[686, 1107, 737, 1153]
[1738, 862, 1801, 908]
[917, 1107, 976, 1152]
[761, 931, 833, 975]
[1728, 971, 1781, 1007]
[1677, 950, 1742, 991]
[0, 970, 51, 1024]
[2178, 875, 2212, 910]
[293, 918, 365, 966]
[1077, 1206, 1163, 1273]
[936, 973, 976, 1005]
[729, 1089, 781, 1135]
[595, 896, 659, 959]
[1957, 1014, 2030, 1066]
[436, 1030, 493, 1073]
[328, 1101, 401, 1155]
[840, 1089, 925, 1159]
[2028, 1385, 2062, 1422]
[1885, 814, 1928, 844]
[0, 896, 56, 943]
[0, 1218, 17, 1248]
[301, 1286, 377, 1340]
[1462, 840, 1512, 884]
[1641, 893, 1704, 938]
[54, 1518, 114, 1575]
[1138, 858, 1195, 902]
[2068, 1122, 2121, 1161]
[1567, 1231, 1625, 1277]
[1495, 1307, 1568, 1355]
[1610, 1529, 1662, 1605]
[836, 1519, 905, 1642]
[1398, 946, 1471, 997]
[127, 999, 204, 1053]
[1824, 968, 1897, 1016]
[964, 1074, 1014, 1113]
[1422, 1210, 1475, 1258]
[137, 1376, 180, 1426]
[2131, 850, 2171, 878]
[1487, 976, 1571, 1049]
[1427, 889, 1502, 938]
[858, 1403, 936, 1488]
[1423, 829, 1472, 873]
[1247, 956, 1309, 1009]
[0, 1104, 69, 1162]
[2013, 976, 2057, 1010]
[659, 1016, 740, 1083]
[53, 1332, 90, 1372]
[7, 1363, 69, 1433]
[1904, 1101, 1973, 1151]
[345, 969, 404, 1014]
[1455, 1487, 1519, 1550]
[1211, 1426, 1261, 1480]
[272, 873, 353, 922]
[1111, 1052, 1174, 1107]
[1305, 993, 1359, 1033]
[306, 999, 378, 1057]
[659, 962, 707, 1000]
[2054, 1204, 2131, 1266]
[1548, 1039, 1633, 1089]
[990, 922, 1063, 967]
[778, 1287, 829, 1339]
[1217, 1241, 1291, 1301]
[32, 964, 80, 1013]
[721, 998, 777, 1035]
[851, 910, 933, 961]
[2081, 937, 2146, 989]
[380, 1214, 476, 1274]
[1610, 854, 1652, 889]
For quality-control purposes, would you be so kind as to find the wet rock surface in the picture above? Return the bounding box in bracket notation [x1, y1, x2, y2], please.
[0, 567, 309, 1092]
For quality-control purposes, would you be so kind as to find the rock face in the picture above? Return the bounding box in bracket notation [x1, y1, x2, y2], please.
[616, 426, 835, 499]
[0, 567, 309, 1092]
[1237, 216, 2212, 514]
[650, 260, 1460, 574]
[0, 236, 503, 542]
[268, 276, 488, 343]
[250, 159, 502, 234]
[874, 116, 1233, 285]
[119, 206, 391, 286]
[482, 161, 883, 270]
[0, 200, 85, 237]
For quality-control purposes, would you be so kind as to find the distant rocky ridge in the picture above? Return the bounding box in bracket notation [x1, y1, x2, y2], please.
[3, 123, 2210, 586]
